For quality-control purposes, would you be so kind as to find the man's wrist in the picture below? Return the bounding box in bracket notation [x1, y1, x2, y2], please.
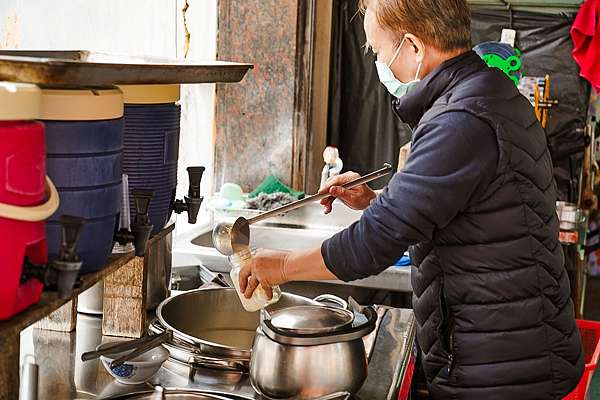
[368, 190, 378, 206]
[280, 253, 292, 283]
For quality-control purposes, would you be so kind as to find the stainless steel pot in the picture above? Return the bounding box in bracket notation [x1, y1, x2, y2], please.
[103, 388, 254, 399]
[250, 306, 377, 399]
[151, 288, 325, 369]
[104, 388, 349, 400]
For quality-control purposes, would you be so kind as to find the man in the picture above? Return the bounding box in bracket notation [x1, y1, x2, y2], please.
[240, 0, 584, 398]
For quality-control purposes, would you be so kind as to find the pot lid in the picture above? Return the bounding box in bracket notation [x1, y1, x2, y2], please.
[268, 305, 354, 334]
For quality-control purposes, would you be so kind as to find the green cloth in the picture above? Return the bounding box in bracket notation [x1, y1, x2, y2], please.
[249, 175, 304, 199]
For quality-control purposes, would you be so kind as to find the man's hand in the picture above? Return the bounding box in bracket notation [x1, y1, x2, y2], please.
[318, 171, 377, 214]
[239, 249, 289, 300]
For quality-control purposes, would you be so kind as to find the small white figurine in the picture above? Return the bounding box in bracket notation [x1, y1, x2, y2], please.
[320, 146, 344, 188]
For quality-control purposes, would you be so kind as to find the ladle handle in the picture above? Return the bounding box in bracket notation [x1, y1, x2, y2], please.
[247, 163, 393, 225]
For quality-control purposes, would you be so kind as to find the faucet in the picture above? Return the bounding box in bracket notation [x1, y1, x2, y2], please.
[21, 215, 85, 299]
[173, 166, 205, 224]
[114, 189, 155, 257]
[320, 146, 344, 188]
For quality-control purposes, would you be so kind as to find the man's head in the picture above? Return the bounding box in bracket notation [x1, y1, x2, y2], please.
[361, 0, 472, 83]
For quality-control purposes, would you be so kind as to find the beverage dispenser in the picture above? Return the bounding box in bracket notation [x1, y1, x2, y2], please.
[40, 87, 126, 273]
[118, 84, 204, 235]
[0, 82, 84, 320]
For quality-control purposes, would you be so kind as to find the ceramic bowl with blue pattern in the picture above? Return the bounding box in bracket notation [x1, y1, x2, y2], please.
[97, 342, 169, 385]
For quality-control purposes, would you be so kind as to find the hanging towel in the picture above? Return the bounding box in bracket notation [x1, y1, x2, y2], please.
[571, 0, 600, 92]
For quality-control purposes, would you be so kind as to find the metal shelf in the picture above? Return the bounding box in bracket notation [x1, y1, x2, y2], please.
[0, 51, 253, 86]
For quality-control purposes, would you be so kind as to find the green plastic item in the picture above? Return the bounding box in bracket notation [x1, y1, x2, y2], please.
[220, 182, 244, 201]
[481, 53, 522, 86]
[249, 175, 305, 199]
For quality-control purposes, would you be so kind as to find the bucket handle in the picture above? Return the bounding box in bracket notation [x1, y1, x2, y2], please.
[0, 176, 60, 221]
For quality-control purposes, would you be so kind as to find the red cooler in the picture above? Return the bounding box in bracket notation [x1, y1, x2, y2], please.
[0, 82, 58, 320]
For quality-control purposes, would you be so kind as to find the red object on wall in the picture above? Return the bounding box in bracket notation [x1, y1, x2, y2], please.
[571, 0, 600, 92]
[398, 343, 417, 400]
[0, 120, 47, 320]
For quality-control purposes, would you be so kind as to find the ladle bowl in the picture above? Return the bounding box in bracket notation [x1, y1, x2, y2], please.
[212, 216, 250, 256]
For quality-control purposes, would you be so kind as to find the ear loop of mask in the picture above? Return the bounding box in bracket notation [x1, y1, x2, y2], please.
[405, 36, 424, 81]
[388, 36, 423, 81]
[387, 37, 405, 67]
[414, 59, 423, 81]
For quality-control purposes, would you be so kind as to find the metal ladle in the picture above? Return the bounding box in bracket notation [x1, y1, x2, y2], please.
[212, 163, 393, 256]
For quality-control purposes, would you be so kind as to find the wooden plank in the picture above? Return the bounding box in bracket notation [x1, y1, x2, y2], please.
[102, 226, 175, 337]
[35, 300, 78, 332]
[305, 0, 334, 193]
[291, 0, 316, 192]
[32, 328, 76, 400]
[102, 256, 147, 338]
[102, 227, 174, 337]
[145, 231, 173, 310]
[0, 334, 19, 400]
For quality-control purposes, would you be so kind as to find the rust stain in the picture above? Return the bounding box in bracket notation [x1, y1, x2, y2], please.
[1, 9, 20, 49]
[182, 0, 191, 58]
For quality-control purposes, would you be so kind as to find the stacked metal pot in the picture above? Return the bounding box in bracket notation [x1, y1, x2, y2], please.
[150, 287, 376, 399]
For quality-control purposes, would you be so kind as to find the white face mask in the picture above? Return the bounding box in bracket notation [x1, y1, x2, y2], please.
[374, 37, 423, 98]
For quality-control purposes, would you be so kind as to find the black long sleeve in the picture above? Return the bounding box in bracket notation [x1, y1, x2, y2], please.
[322, 111, 499, 281]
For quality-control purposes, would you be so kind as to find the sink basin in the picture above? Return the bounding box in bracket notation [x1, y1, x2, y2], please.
[192, 223, 339, 252]
[173, 202, 411, 293]
[187, 202, 360, 266]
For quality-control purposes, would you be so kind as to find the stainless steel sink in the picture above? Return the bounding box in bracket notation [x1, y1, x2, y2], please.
[192, 223, 339, 251]
[173, 202, 411, 293]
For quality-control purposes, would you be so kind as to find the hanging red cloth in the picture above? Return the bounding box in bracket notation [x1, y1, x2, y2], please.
[571, 0, 600, 92]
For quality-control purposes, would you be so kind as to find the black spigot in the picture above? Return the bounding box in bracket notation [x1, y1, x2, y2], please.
[21, 215, 85, 299]
[52, 215, 84, 299]
[173, 166, 205, 224]
[114, 189, 154, 257]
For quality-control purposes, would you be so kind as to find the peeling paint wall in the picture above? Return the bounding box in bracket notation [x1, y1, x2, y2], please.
[0, 9, 20, 48]
[175, 0, 218, 235]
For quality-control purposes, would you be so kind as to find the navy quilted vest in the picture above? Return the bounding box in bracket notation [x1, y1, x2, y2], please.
[398, 52, 584, 400]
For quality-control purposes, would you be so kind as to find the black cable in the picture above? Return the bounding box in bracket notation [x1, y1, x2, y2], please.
[499, 0, 514, 29]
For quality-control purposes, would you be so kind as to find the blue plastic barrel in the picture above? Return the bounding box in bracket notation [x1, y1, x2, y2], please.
[120, 85, 181, 236]
[42, 88, 124, 274]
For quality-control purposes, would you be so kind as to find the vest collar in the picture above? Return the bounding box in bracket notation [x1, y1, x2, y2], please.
[392, 50, 485, 128]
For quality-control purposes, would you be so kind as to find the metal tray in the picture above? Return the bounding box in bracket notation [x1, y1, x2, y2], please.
[0, 50, 253, 86]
